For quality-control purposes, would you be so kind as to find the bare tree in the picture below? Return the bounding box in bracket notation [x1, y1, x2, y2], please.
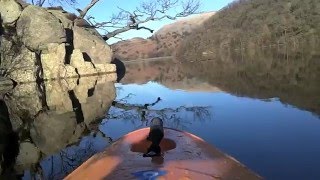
[87, 0, 200, 40]
[26, 0, 200, 41]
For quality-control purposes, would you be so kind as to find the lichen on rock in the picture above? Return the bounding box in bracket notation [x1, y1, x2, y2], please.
[0, 0, 22, 26]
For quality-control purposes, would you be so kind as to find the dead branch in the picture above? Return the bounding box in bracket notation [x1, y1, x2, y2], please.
[93, 0, 200, 40]
[78, 0, 100, 19]
[26, 0, 199, 41]
[109, 96, 211, 124]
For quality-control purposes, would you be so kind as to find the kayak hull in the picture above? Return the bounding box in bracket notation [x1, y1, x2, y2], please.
[66, 128, 261, 179]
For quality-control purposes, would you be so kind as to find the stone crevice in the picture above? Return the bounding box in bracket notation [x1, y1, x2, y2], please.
[68, 90, 84, 124]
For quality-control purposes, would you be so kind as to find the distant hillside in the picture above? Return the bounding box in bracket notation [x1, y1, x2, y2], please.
[177, 0, 320, 61]
[111, 38, 158, 60]
[112, 12, 215, 60]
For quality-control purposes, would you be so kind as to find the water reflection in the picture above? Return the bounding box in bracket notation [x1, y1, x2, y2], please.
[0, 75, 116, 179]
[105, 51, 320, 179]
[181, 49, 320, 116]
[108, 87, 212, 130]
[0, 49, 319, 179]
[122, 50, 320, 116]
[103, 81, 320, 180]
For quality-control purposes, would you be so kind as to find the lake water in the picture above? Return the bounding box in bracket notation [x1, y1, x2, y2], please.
[0, 50, 320, 179]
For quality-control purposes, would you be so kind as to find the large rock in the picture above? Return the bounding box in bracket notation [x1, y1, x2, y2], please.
[0, 76, 13, 86]
[73, 25, 113, 64]
[45, 80, 74, 114]
[74, 76, 97, 104]
[5, 44, 38, 83]
[5, 83, 43, 131]
[0, 77, 13, 95]
[16, 5, 66, 51]
[30, 111, 77, 155]
[47, 9, 75, 29]
[70, 49, 97, 76]
[0, 28, 38, 83]
[15, 141, 41, 174]
[41, 43, 65, 80]
[1, 2, 115, 83]
[59, 65, 79, 79]
[0, 0, 22, 26]
[82, 80, 116, 126]
[95, 64, 116, 75]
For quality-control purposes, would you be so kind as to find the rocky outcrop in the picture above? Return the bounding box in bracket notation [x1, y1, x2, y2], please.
[30, 111, 78, 155]
[73, 25, 113, 64]
[15, 142, 41, 174]
[0, 77, 13, 89]
[16, 5, 66, 51]
[112, 12, 215, 60]
[0, 0, 115, 83]
[0, 0, 22, 26]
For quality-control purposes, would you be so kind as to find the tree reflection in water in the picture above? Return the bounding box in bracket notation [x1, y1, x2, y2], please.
[107, 90, 212, 130]
[38, 135, 111, 180]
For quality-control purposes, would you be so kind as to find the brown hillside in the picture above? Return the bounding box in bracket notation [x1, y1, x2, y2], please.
[112, 12, 215, 60]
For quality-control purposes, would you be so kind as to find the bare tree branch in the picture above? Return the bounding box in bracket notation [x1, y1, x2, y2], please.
[78, 0, 100, 19]
[25, 0, 200, 41]
[96, 0, 200, 40]
[109, 96, 211, 125]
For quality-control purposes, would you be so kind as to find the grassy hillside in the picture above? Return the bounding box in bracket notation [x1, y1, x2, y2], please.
[178, 0, 320, 61]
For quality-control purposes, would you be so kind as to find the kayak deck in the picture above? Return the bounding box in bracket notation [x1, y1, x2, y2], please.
[66, 128, 261, 179]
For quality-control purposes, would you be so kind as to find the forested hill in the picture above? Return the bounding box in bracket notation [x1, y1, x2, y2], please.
[178, 0, 320, 60]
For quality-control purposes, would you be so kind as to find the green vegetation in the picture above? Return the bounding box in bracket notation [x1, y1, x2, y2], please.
[178, 0, 320, 60]
[180, 48, 320, 115]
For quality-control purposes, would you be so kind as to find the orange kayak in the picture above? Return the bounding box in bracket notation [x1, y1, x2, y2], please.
[65, 128, 261, 179]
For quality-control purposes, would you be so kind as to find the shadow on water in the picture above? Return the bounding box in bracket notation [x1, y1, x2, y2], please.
[0, 100, 19, 179]
[111, 57, 126, 83]
[0, 46, 319, 179]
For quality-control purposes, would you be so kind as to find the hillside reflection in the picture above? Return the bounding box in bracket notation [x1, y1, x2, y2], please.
[0, 48, 319, 179]
[181, 49, 320, 116]
[122, 50, 320, 116]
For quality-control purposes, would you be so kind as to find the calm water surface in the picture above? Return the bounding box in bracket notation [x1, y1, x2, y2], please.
[0, 50, 319, 180]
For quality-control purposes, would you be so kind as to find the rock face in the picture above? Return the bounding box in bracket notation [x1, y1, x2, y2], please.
[16, 5, 66, 51]
[73, 25, 113, 64]
[0, 77, 13, 87]
[0, 0, 115, 83]
[0, 0, 22, 26]
[112, 12, 215, 60]
[15, 142, 41, 174]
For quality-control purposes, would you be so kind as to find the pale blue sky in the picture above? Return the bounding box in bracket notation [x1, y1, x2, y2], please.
[36, 0, 234, 44]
